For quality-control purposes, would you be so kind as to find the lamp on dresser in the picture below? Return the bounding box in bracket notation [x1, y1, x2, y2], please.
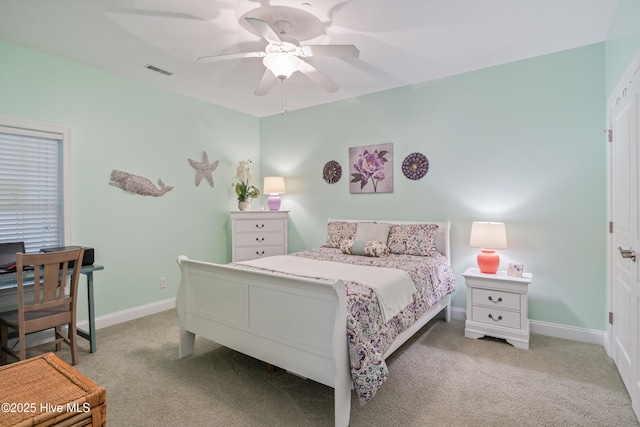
[469, 221, 507, 274]
[263, 176, 286, 211]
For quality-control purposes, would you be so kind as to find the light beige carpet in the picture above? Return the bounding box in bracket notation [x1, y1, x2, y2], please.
[14, 310, 640, 426]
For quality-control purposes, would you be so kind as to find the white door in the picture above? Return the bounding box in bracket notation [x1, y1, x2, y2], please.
[609, 64, 640, 420]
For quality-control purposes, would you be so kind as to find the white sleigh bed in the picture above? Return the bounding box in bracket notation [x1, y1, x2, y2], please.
[176, 220, 455, 427]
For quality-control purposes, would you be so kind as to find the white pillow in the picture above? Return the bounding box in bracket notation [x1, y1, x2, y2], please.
[355, 222, 391, 243]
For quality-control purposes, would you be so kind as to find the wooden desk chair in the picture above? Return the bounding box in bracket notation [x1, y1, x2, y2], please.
[0, 247, 85, 365]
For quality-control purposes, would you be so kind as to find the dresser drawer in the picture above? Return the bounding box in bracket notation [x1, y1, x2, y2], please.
[230, 211, 289, 262]
[235, 233, 284, 246]
[235, 219, 284, 233]
[471, 306, 521, 329]
[472, 288, 520, 310]
[235, 245, 285, 262]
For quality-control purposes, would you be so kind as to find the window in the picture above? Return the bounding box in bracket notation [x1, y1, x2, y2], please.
[0, 117, 74, 253]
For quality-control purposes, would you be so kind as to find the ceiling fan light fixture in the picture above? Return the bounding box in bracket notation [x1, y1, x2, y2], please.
[263, 53, 302, 79]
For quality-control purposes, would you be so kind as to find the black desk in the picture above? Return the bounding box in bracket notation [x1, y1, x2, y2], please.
[0, 264, 104, 353]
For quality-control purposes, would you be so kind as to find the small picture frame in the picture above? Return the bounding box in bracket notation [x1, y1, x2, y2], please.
[507, 263, 524, 278]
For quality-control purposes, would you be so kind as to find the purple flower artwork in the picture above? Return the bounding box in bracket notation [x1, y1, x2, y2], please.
[349, 143, 393, 193]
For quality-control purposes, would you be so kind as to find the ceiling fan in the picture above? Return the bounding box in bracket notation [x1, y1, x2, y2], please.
[197, 14, 359, 96]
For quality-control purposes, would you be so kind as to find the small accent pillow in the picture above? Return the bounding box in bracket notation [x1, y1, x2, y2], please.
[387, 223, 439, 256]
[354, 222, 391, 243]
[323, 221, 357, 248]
[340, 239, 390, 257]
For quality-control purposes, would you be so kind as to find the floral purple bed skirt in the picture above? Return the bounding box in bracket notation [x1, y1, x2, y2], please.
[233, 247, 456, 404]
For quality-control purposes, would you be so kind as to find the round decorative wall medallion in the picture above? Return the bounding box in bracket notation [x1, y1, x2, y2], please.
[402, 152, 429, 180]
[323, 160, 342, 184]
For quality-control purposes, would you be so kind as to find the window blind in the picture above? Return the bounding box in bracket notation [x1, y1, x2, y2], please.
[0, 128, 63, 253]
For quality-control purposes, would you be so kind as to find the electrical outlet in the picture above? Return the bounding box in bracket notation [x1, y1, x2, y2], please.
[160, 277, 166, 289]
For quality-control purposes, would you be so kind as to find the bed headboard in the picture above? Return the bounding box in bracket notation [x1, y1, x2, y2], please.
[328, 219, 451, 264]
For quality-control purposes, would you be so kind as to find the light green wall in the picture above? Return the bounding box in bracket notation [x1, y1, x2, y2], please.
[260, 43, 607, 330]
[3, 21, 637, 333]
[0, 40, 260, 320]
[605, 0, 640, 93]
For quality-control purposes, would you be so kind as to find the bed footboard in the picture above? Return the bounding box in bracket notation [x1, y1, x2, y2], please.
[176, 255, 352, 426]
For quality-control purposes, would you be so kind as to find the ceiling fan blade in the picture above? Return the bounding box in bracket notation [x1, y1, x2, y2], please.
[254, 69, 277, 96]
[244, 17, 282, 45]
[197, 52, 265, 63]
[105, 7, 205, 21]
[297, 61, 339, 93]
[301, 45, 359, 58]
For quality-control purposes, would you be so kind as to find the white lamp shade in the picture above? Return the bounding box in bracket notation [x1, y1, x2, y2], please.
[263, 53, 302, 79]
[263, 176, 286, 194]
[469, 222, 507, 249]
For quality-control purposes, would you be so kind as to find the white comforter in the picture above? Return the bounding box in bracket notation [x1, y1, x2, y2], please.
[241, 255, 416, 323]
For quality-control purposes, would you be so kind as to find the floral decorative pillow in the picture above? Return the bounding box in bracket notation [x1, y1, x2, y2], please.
[323, 221, 358, 248]
[387, 223, 439, 256]
[340, 239, 390, 257]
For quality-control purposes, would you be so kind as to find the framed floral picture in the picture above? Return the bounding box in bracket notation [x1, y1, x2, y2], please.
[349, 143, 393, 193]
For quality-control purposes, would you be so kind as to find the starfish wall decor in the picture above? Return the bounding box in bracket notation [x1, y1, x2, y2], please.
[188, 151, 219, 187]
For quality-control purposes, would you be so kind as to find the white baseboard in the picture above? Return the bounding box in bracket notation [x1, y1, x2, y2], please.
[451, 306, 466, 322]
[3, 298, 177, 353]
[450, 307, 605, 346]
[77, 297, 176, 331]
[528, 319, 605, 346]
[76, 302, 605, 348]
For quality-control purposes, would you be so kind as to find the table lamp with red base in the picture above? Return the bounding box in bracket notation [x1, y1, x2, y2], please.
[469, 221, 507, 274]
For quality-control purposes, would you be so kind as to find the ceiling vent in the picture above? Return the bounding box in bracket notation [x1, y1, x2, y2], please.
[144, 64, 173, 76]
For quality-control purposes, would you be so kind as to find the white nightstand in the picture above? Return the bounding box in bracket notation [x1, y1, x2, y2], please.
[230, 211, 289, 262]
[463, 267, 532, 349]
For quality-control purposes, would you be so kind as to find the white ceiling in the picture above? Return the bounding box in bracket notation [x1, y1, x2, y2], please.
[0, 0, 620, 117]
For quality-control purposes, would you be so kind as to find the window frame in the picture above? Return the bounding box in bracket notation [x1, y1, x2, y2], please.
[0, 115, 75, 249]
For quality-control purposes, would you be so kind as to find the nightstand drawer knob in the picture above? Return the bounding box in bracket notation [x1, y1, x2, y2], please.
[255, 223, 265, 229]
[256, 237, 265, 242]
[255, 251, 265, 256]
[488, 296, 503, 303]
[488, 314, 503, 321]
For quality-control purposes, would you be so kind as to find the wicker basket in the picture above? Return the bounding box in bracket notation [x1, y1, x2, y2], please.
[0, 352, 106, 426]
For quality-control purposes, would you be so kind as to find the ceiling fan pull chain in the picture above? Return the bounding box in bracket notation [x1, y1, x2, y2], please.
[281, 78, 288, 115]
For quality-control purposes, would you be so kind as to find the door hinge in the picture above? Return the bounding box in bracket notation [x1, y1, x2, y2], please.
[608, 129, 613, 142]
[609, 312, 614, 324]
[609, 221, 613, 233]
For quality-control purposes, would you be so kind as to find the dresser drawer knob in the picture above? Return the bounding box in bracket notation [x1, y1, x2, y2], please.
[255, 224, 265, 229]
[255, 251, 265, 256]
[488, 296, 503, 303]
[256, 237, 265, 242]
[488, 314, 503, 321]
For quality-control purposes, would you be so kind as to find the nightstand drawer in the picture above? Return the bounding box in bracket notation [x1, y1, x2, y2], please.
[472, 306, 521, 329]
[235, 233, 284, 246]
[463, 268, 532, 349]
[235, 219, 283, 233]
[235, 245, 285, 262]
[472, 288, 520, 310]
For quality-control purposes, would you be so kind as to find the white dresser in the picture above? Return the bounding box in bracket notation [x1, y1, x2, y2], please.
[230, 211, 289, 262]
[463, 267, 532, 349]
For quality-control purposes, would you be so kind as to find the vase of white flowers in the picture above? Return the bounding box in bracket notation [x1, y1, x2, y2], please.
[233, 159, 260, 211]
